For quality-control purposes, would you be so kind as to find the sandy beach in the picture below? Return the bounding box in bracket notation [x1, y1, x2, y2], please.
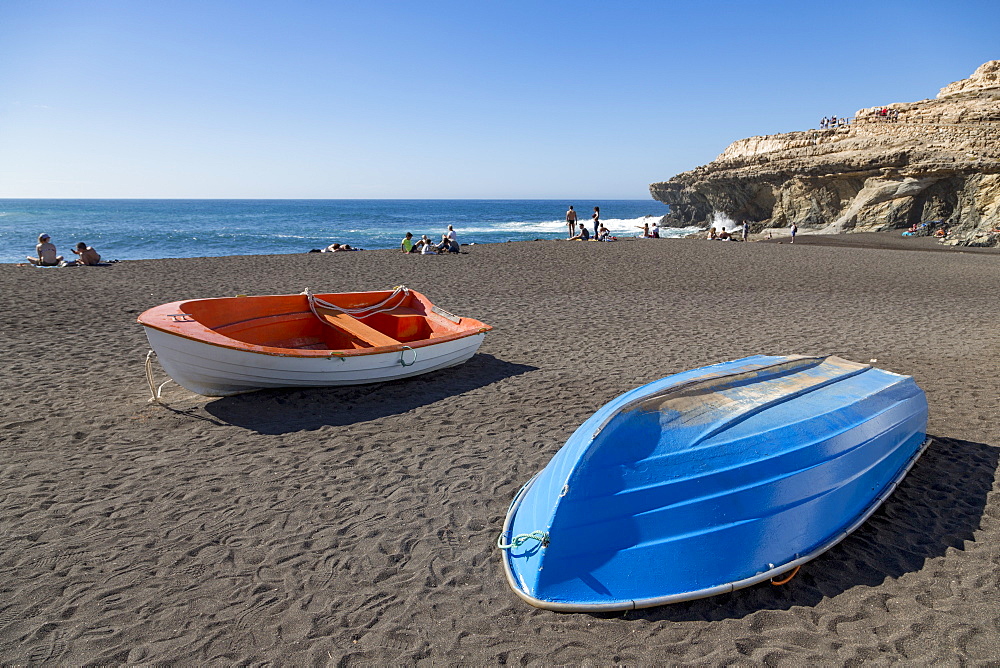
[2, 234, 999, 664]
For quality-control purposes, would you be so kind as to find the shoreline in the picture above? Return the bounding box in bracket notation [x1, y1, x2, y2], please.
[12, 229, 1000, 267]
[2, 239, 998, 663]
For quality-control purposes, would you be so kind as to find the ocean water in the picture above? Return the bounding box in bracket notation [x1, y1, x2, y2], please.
[0, 199, 698, 264]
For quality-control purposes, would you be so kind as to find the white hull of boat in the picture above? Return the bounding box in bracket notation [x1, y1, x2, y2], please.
[144, 327, 487, 396]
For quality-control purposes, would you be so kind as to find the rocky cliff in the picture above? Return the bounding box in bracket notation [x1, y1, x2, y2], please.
[649, 61, 1000, 246]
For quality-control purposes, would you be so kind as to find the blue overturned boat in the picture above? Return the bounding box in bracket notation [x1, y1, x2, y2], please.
[499, 355, 929, 611]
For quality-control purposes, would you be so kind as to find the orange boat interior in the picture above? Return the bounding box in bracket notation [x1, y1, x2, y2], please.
[171, 291, 485, 353]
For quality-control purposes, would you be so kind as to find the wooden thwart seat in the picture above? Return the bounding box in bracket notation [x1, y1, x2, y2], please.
[315, 307, 401, 348]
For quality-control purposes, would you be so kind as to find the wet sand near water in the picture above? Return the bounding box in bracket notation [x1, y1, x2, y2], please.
[1, 236, 999, 663]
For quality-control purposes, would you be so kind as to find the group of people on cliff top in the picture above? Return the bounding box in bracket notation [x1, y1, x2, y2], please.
[866, 107, 900, 122]
[400, 225, 460, 254]
[820, 116, 849, 129]
[26, 233, 101, 266]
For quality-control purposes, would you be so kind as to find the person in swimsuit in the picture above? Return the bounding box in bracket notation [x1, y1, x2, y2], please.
[27, 233, 63, 266]
[566, 206, 578, 238]
[591, 206, 600, 238]
[72, 242, 101, 265]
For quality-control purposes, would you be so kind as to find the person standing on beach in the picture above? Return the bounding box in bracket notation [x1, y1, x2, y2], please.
[566, 206, 577, 238]
[592, 206, 600, 239]
[790, 222, 798, 243]
[742, 220, 749, 242]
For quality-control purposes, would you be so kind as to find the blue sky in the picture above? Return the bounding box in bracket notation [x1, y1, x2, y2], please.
[1, 0, 997, 199]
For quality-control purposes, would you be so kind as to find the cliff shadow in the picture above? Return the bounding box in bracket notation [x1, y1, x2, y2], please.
[586, 435, 998, 622]
[200, 354, 536, 434]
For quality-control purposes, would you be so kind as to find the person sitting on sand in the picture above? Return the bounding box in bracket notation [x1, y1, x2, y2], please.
[708, 227, 718, 240]
[72, 242, 101, 265]
[27, 233, 63, 266]
[569, 226, 590, 241]
[637, 222, 651, 238]
[718, 227, 731, 240]
[401, 232, 416, 253]
[597, 224, 610, 241]
[650, 224, 660, 238]
[322, 243, 342, 252]
[435, 234, 453, 253]
[420, 235, 438, 254]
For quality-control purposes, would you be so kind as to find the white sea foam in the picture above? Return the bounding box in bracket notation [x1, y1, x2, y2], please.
[710, 211, 737, 230]
[459, 215, 683, 237]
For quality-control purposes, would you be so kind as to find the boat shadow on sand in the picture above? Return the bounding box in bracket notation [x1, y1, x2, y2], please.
[199, 353, 536, 434]
[590, 435, 998, 622]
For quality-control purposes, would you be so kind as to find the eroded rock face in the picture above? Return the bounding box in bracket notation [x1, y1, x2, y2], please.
[650, 61, 1000, 246]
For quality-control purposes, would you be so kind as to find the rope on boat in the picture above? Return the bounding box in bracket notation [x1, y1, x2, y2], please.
[497, 530, 549, 550]
[399, 346, 417, 367]
[302, 286, 410, 321]
[144, 350, 173, 403]
[770, 565, 801, 586]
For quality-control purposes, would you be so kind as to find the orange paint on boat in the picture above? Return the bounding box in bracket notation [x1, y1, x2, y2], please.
[138, 290, 491, 358]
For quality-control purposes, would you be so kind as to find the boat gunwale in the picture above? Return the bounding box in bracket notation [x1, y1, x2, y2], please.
[137, 291, 492, 358]
[500, 421, 931, 611]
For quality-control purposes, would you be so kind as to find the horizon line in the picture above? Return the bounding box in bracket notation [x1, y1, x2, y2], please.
[0, 196, 663, 202]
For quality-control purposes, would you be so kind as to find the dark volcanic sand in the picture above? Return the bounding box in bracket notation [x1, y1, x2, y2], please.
[2, 236, 999, 664]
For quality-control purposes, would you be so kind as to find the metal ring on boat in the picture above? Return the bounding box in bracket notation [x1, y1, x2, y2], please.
[400, 346, 417, 367]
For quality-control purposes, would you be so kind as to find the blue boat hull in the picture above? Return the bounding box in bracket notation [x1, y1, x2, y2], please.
[500, 355, 929, 611]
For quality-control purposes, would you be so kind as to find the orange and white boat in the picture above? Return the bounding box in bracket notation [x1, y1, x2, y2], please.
[138, 287, 492, 397]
